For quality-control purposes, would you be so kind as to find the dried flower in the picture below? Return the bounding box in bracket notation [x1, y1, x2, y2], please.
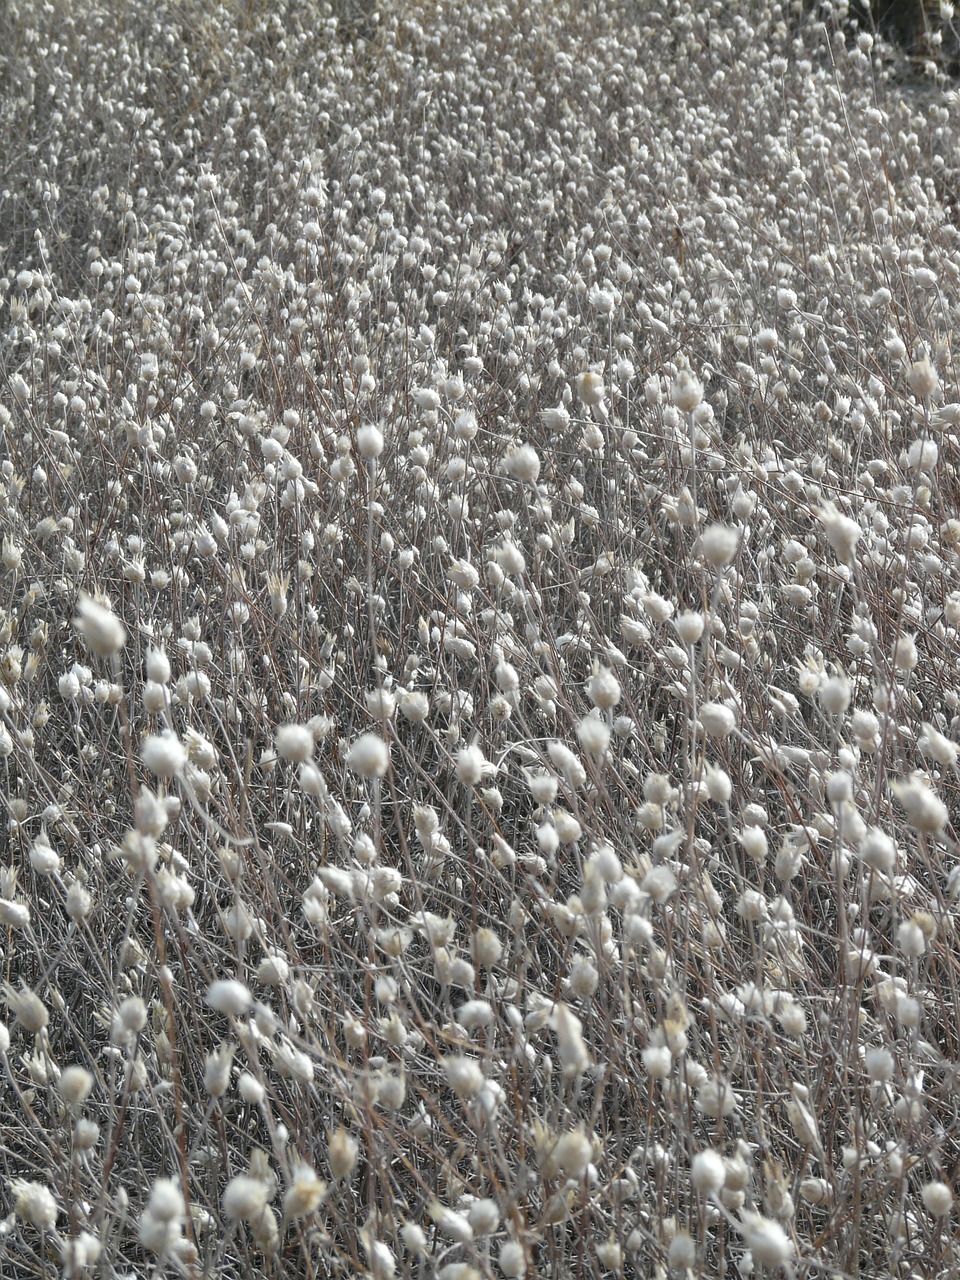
[10, 1179, 58, 1230]
[222, 1173, 271, 1222]
[345, 732, 390, 778]
[275, 723, 315, 763]
[141, 732, 187, 778]
[73, 593, 126, 657]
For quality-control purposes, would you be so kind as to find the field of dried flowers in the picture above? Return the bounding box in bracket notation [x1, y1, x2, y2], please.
[3, 0, 960, 1275]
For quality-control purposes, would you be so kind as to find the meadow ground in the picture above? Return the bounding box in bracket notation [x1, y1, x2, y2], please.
[3, 0, 960, 1276]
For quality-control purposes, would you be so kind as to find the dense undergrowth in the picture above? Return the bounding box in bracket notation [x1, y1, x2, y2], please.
[2, 0, 960, 1276]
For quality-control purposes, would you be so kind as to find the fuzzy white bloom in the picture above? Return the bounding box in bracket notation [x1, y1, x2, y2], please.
[549, 1002, 591, 1078]
[864, 1047, 895, 1081]
[345, 732, 390, 778]
[696, 1076, 738, 1117]
[275, 723, 314, 763]
[699, 702, 736, 737]
[690, 1149, 726, 1195]
[818, 675, 851, 715]
[447, 558, 480, 591]
[547, 1128, 593, 1179]
[501, 443, 541, 482]
[472, 928, 503, 967]
[642, 1043, 672, 1079]
[10, 1179, 58, 1229]
[29, 834, 60, 876]
[9, 371, 32, 403]
[577, 371, 606, 406]
[283, 1164, 326, 1218]
[204, 1042, 237, 1097]
[299, 763, 328, 798]
[457, 999, 495, 1030]
[576, 714, 610, 757]
[443, 1055, 485, 1098]
[453, 409, 478, 439]
[740, 1212, 794, 1267]
[145, 647, 172, 683]
[542, 404, 570, 431]
[328, 1128, 358, 1179]
[468, 1197, 500, 1235]
[60, 1230, 102, 1271]
[671, 369, 704, 412]
[222, 1174, 271, 1222]
[429, 1201, 474, 1242]
[907, 438, 939, 472]
[698, 523, 739, 568]
[144, 1177, 185, 1225]
[920, 722, 958, 767]
[5, 986, 48, 1033]
[668, 1230, 697, 1270]
[675, 611, 705, 646]
[897, 919, 927, 958]
[205, 980, 253, 1017]
[891, 776, 948, 834]
[499, 1240, 527, 1277]
[547, 740, 587, 789]
[921, 1180, 953, 1215]
[892, 632, 919, 673]
[908, 356, 940, 400]
[861, 827, 897, 872]
[57, 1064, 94, 1108]
[356, 423, 384, 459]
[141, 733, 187, 778]
[74, 594, 126, 657]
[399, 689, 430, 723]
[456, 744, 486, 786]
[238, 1072, 265, 1103]
[586, 665, 621, 709]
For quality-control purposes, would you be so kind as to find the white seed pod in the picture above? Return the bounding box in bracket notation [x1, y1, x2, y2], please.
[356, 423, 384, 459]
[740, 1212, 794, 1267]
[921, 1180, 953, 1216]
[819, 502, 861, 562]
[697, 523, 738, 568]
[10, 1179, 58, 1229]
[671, 369, 703, 412]
[891, 776, 948, 835]
[498, 1240, 526, 1278]
[501, 444, 540, 482]
[328, 1127, 359, 1179]
[145, 1177, 185, 1226]
[141, 733, 187, 779]
[345, 733, 390, 779]
[275, 724, 314, 764]
[222, 1174, 271, 1222]
[204, 1042, 237, 1097]
[549, 1002, 591, 1079]
[74, 594, 126, 657]
[443, 1055, 485, 1099]
[547, 740, 586, 789]
[577, 371, 606, 406]
[698, 702, 736, 737]
[205, 980, 252, 1017]
[690, 1149, 726, 1195]
[455, 744, 486, 786]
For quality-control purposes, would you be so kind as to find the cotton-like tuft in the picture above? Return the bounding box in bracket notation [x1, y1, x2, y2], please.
[345, 732, 390, 778]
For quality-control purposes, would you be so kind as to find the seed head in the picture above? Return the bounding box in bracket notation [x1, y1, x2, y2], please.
[740, 1212, 794, 1267]
[275, 723, 315, 764]
[74, 594, 127, 657]
[141, 733, 187, 779]
[345, 732, 390, 779]
[222, 1173, 271, 1222]
[10, 1179, 58, 1230]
